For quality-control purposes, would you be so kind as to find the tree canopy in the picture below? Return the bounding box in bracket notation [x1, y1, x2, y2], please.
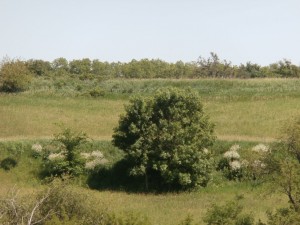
[113, 88, 215, 190]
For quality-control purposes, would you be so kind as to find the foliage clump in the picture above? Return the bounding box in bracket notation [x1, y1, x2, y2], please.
[43, 127, 88, 177]
[0, 179, 152, 225]
[0, 58, 33, 92]
[217, 144, 243, 180]
[0, 157, 18, 171]
[113, 88, 215, 190]
[217, 144, 270, 182]
[203, 201, 255, 225]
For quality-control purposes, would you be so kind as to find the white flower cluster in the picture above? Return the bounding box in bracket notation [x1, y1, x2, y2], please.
[48, 152, 64, 161]
[252, 144, 269, 153]
[229, 160, 241, 170]
[80, 150, 108, 170]
[223, 145, 240, 160]
[80, 150, 104, 159]
[223, 145, 241, 171]
[31, 143, 43, 153]
[85, 158, 108, 170]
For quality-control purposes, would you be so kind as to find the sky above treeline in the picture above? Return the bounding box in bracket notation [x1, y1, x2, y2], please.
[0, 0, 299, 66]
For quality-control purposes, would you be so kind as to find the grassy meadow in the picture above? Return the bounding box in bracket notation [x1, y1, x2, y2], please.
[1, 78, 299, 224]
[1, 78, 300, 141]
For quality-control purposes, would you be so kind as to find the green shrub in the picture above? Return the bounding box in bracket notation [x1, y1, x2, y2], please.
[0, 157, 18, 171]
[217, 145, 243, 181]
[203, 201, 255, 225]
[283, 117, 300, 162]
[0, 58, 33, 92]
[266, 207, 300, 225]
[43, 127, 87, 177]
[89, 87, 105, 97]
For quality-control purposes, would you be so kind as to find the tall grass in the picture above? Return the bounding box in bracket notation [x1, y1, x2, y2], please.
[1, 78, 300, 140]
[0, 140, 287, 225]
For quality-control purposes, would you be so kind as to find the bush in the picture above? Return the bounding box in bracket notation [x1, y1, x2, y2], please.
[0, 157, 18, 171]
[0, 180, 152, 225]
[43, 127, 88, 177]
[113, 88, 215, 190]
[89, 87, 105, 97]
[265, 117, 300, 212]
[266, 207, 300, 225]
[0, 58, 33, 92]
[217, 145, 243, 181]
[203, 201, 255, 225]
[283, 117, 300, 162]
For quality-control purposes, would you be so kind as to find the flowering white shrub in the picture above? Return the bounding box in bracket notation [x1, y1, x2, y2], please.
[252, 144, 269, 153]
[31, 143, 43, 153]
[85, 158, 108, 170]
[223, 150, 240, 160]
[48, 153, 64, 161]
[217, 144, 243, 180]
[80, 151, 104, 159]
[80, 150, 108, 171]
[229, 160, 241, 170]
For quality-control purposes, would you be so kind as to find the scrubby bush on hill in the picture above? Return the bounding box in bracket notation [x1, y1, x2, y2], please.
[0, 58, 33, 92]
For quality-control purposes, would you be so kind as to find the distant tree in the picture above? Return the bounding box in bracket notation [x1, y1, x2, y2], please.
[27, 59, 52, 76]
[268, 59, 300, 78]
[92, 59, 112, 76]
[113, 88, 215, 190]
[196, 52, 234, 78]
[238, 62, 265, 78]
[52, 57, 69, 72]
[0, 58, 33, 92]
[69, 58, 92, 75]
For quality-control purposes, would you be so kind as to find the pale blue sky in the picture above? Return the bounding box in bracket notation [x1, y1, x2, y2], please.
[0, 0, 299, 65]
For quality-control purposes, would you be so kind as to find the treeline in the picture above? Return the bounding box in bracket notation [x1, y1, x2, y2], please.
[3, 52, 300, 79]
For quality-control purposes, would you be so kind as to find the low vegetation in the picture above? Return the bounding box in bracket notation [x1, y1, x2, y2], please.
[1, 60, 300, 224]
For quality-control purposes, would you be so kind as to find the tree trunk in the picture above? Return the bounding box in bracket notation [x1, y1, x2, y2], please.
[145, 172, 149, 192]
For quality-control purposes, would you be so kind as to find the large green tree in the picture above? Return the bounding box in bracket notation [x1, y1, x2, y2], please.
[113, 88, 215, 190]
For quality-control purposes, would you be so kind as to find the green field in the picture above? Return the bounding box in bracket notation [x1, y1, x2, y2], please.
[1, 78, 299, 224]
[0, 140, 287, 224]
[1, 78, 300, 141]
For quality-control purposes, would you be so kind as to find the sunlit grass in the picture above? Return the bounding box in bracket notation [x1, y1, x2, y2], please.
[0, 139, 289, 225]
[0, 78, 299, 224]
[90, 184, 285, 225]
[0, 95, 125, 139]
[1, 92, 299, 141]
